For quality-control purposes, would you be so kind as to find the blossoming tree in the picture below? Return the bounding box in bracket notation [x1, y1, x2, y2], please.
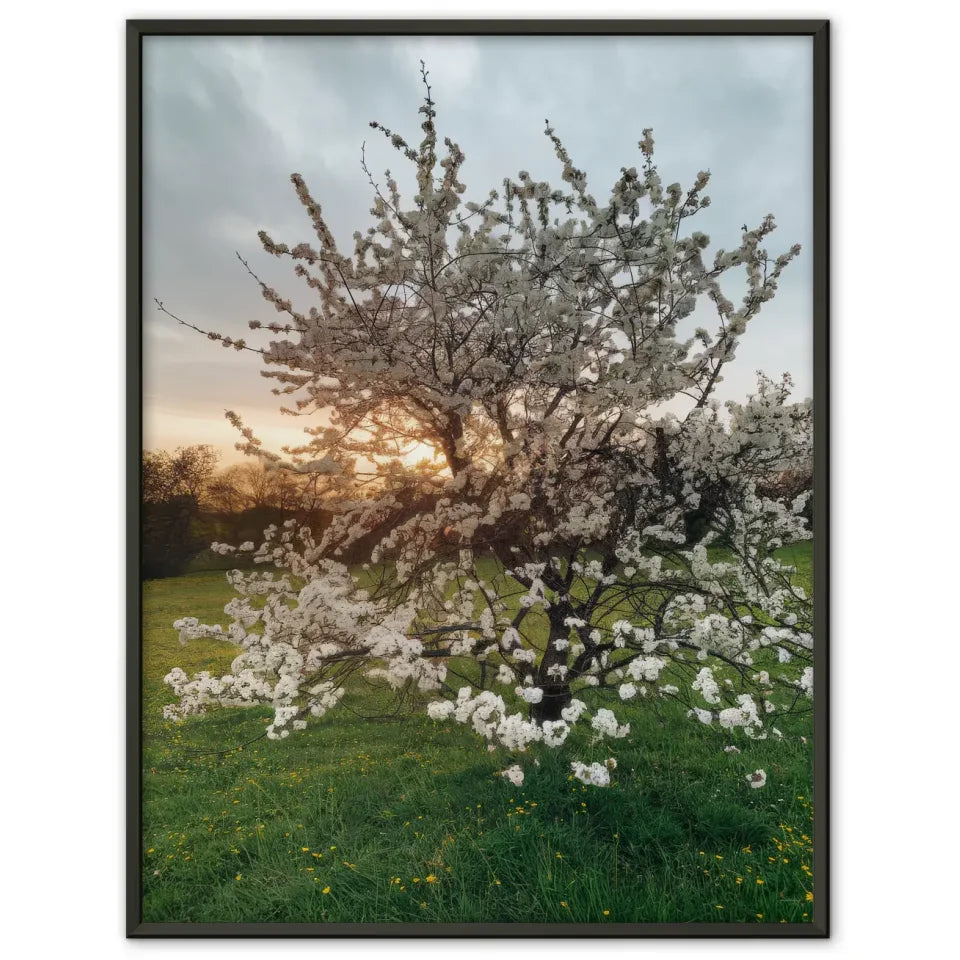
[161, 68, 813, 786]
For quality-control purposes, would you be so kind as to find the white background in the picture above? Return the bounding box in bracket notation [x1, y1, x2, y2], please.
[2, 0, 955, 955]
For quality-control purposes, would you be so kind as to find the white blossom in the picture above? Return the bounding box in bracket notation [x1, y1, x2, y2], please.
[570, 761, 611, 787]
[746, 768, 767, 789]
[500, 764, 524, 786]
[591, 709, 630, 739]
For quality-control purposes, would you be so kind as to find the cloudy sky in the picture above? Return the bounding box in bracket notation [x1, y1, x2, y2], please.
[143, 33, 813, 463]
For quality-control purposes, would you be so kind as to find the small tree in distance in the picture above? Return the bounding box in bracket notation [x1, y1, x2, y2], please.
[142, 444, 219, 506]
[142, 444, 219, 578]
[161, 66, 813, 785]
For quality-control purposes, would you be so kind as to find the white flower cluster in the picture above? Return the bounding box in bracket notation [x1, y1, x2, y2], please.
[500, 764, 524, 786]
[718, 695, 763, 734]
[590, 709, 631, 740]
[746, 768, 767, 789]
[692, 667, 720, 705]
[423, 687, 625, 754]
[570, 760, 612, 787]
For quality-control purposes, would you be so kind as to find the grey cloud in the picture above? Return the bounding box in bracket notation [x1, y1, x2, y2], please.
[143, 34, 813, 459]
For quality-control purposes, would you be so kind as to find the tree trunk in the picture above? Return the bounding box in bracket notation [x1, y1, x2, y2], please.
[440, 413, 470, 477]
[530, 682, 573, 723]
[529, 607, 573, 723]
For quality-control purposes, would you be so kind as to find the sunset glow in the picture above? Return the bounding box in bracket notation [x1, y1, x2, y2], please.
[400, 441, 441, 468]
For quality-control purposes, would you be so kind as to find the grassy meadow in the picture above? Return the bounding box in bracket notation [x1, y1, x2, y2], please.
[141, 543, 814, 925]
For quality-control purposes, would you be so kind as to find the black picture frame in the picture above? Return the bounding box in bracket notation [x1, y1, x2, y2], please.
[127, 17, 829, 938]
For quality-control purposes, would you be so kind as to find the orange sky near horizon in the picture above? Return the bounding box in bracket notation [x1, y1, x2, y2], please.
[144, 405, 320, 466]
[144, 404, 442, 470]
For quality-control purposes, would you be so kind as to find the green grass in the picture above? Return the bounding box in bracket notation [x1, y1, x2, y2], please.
[141, 542, 814, 925]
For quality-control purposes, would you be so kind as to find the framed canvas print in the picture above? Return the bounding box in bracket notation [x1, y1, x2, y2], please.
[127, 18, 828, 937]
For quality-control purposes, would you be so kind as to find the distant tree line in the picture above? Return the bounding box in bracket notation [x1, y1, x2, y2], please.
[142, 443, 812, 581]
[141, 444, 335, 578]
